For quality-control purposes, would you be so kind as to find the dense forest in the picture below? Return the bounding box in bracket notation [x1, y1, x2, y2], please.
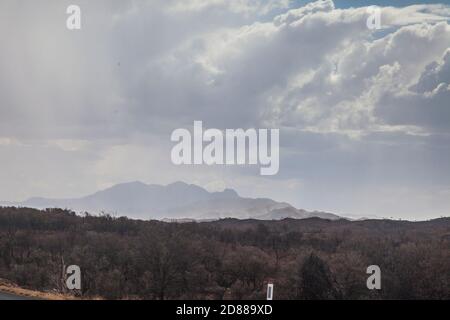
[0, 207, 449, 300]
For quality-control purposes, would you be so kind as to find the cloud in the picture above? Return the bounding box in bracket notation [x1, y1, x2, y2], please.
[1, 0, 450, 219]
[376, 47, 450, 131]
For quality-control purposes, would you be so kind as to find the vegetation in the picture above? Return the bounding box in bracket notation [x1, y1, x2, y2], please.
[0, 207, 449, 300]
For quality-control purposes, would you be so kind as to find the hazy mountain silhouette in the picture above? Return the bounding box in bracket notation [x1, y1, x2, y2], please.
[4, 181, 342, 221]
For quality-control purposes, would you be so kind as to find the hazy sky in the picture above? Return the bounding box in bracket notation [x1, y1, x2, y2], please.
[1, 0, 450, 220]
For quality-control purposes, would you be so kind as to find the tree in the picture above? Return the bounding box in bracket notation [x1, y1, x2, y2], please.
[299, 253, 340, 299]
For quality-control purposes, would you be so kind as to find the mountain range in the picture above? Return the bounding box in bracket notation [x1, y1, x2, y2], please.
[1, 181, 342, 221]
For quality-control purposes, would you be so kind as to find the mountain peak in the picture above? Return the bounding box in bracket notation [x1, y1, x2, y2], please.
[122, 181, 148, 187]
[102, 181, 149, 192]
[222, 188, 239, 197]
[167, 181, 190, 188]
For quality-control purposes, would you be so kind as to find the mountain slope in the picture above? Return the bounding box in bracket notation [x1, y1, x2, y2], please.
[5, 181, 342, 221]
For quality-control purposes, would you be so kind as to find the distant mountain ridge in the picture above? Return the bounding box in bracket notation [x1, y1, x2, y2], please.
[2, 181, 342, 221]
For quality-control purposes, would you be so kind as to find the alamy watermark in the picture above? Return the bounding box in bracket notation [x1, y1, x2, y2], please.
[66, 5, 81, 30]
[66, 265, 81, 290]
[65, 4, 381, 32]
[366, 265, 381, 290]
[366, 6, 381, 30]
[171, 121, 279, 175]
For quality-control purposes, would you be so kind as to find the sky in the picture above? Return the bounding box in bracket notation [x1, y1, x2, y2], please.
[1, 0, 450, 220]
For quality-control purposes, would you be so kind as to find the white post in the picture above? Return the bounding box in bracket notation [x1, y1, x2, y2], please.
[267, 283, 274, 300]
